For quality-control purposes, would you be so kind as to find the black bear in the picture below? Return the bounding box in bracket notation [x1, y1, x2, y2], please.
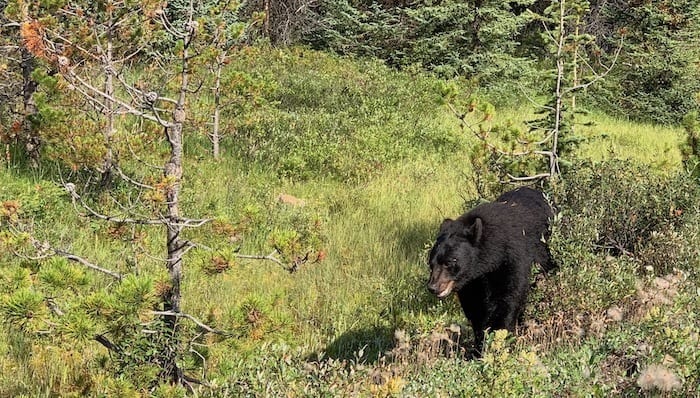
[427, 187, 555, 352]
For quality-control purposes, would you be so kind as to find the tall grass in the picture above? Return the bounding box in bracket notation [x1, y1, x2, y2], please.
[576, 112, 683, 169]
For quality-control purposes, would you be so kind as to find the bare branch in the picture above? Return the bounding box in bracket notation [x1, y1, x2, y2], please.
[56, 249, 124, 279]
[64, 182, 166, 225]
[21, 236, 124, 279]
[126, 132, 164, 170]
[66, 69, 165, 125]
[234, 250, 303, 273]
[518, 84, 555, 112]
[506, 173, 551, 182]
[151, 311, 227, 335]
[235, 250, 286, 266]
[113, 165, 156, 190]
[565, 36, 623, 94]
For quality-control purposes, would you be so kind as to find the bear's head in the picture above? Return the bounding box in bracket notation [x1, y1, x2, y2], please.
[427, 217, 483, 299]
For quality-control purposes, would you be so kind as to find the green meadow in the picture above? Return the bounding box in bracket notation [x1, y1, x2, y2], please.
[1, 48, 698, 397]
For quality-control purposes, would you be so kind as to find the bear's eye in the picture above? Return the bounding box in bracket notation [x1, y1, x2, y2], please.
[447, 258, 458, 270]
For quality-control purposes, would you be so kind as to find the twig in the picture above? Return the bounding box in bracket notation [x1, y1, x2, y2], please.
[25, 237, 124, 279]
[151, 311, 227, 335]
[564, 36, 623, 94]
[62, 182, 210, 227]
[56, 249, 124, 279]
[114, 165, 155, 190]
[506, 173, 551, 182]
[234, 251, 285, 266]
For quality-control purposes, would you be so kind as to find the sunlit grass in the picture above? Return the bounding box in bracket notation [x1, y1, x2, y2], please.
[576, 112, 684, 169]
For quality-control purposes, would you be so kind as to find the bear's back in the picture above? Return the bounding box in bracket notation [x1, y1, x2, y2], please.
[458, 187, 552, 243]
[496, 187, 552, 219]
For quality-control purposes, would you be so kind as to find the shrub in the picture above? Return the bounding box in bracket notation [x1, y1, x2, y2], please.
[554, 160, 700, 269]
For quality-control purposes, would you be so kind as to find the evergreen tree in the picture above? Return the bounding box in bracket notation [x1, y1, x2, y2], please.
[590, 0, 700, 123]
[304, 0, 537, 84]
[8, 0, 218, 386]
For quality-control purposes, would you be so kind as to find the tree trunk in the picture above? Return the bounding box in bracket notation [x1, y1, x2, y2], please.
[101, 11, 115, 188]
[264, 0, 270, 38]
[551, 0, 566, 178]
[161, 14, 193, 384]
[212, 55, 223, 159]
[571, 13, 580, 123]
[21, 47, 40, 168]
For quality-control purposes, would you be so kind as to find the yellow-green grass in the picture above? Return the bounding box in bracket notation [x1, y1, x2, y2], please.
[178, 153, 473, 357]
[476, 105, 685, 171]
[576, 112, 684, 169]
[0, 98, 694, 395]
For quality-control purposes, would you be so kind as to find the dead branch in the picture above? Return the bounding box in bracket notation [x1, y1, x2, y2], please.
[62, 183, 210, 227]
[234, 250, 285, 264]
[21, 236, 124, 279]
[113, 165, 156, 190]
[234, 248, 312, 273]
[506, 173, 551, 182]
[57, 250, 124, 279]
[151, 311, 227, 335]
[66, 69, 166, 126]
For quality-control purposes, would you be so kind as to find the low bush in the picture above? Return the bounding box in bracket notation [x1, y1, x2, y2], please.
[555, 160, 700, 269]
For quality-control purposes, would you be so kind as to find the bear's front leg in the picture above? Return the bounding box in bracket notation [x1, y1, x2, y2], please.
[488, 302, 520, 333]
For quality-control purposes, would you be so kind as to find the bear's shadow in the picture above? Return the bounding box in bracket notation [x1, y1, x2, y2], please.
[310, 326, 394, 363]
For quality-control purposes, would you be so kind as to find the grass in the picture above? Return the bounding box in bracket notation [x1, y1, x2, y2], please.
[576, 112, 684, 170]
[1, 47, 699, 396]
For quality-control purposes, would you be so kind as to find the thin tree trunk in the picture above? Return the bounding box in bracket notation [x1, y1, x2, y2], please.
[21, 47, 40, 168]
[161, 10, 193, 384]
[101, 8, 115, 188]
[264, 0, 270, 37]
[212, 55, 223, 159]
[551, 0, 566, 178]
[571, 14, 580, 124]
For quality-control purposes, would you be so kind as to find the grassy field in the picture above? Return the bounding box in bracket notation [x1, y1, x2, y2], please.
[1, 48, 699, 397]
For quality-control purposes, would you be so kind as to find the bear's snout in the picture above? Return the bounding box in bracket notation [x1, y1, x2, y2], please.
[427, 269, 456, 299]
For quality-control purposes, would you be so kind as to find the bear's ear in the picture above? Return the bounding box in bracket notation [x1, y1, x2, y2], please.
[466, 217, 483, 243]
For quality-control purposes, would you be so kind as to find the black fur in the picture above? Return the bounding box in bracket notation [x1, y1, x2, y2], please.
[427, 187, 555, 352]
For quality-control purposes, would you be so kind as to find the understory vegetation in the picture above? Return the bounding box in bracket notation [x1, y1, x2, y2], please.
[1, 46, 699, 396]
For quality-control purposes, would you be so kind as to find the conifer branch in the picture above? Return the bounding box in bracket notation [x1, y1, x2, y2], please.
[44, 297, 121, 353]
